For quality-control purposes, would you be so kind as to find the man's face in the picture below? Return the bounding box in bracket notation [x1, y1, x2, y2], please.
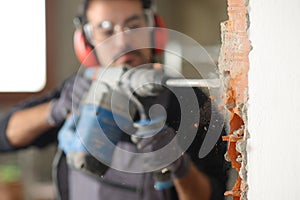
[86, 0, 152, 67]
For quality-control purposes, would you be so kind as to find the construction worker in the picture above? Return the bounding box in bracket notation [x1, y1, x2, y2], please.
[0, 0, 227, 199]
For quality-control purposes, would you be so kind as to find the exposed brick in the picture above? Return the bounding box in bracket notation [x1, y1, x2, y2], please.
[218, 0, 250, 199]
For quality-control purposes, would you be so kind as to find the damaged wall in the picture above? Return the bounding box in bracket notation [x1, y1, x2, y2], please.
[247, 0, 300, 199]
[220, 0, 300, 199]
[218, 0, 250, 199]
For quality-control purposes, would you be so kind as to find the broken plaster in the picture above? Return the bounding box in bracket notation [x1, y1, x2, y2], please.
[218, 0, 251, 199]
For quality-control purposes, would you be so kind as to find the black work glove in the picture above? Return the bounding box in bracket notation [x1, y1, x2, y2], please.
[48, 73, 91, 126]
[135, 124, 191, 189]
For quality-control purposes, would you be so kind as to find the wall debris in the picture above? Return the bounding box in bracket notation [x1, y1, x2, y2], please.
[218, 0, 251, 199]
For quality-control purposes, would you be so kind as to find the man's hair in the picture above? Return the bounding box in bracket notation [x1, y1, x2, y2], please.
[77, 0, 152, 25]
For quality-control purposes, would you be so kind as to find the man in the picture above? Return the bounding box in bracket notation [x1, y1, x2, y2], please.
[0, 0, 226, 199]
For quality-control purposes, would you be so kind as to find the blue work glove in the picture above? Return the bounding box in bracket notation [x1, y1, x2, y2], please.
[58, 115, 85, 153]
[134, 120, 191, 190]
[48, 72, 91, 126]
[58, 114, 108, 176]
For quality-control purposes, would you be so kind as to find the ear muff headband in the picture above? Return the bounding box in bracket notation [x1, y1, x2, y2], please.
[74, 14, 168, 67]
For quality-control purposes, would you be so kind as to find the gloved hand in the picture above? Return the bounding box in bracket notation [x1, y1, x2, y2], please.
[48, 72, 91, 126]
[58, 114, 108, 176]
[134, 121, 191, 190]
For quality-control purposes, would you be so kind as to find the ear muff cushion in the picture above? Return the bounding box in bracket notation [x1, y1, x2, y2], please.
[73, 29, 99, 67]
[153, 15, 168, 55]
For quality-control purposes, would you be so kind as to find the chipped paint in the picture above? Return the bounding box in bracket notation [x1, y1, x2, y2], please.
[218, 0, 251, 199]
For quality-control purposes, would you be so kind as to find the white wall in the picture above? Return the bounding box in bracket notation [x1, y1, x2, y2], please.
[0, 0, 46, 92]
[248, 0, 300, 199]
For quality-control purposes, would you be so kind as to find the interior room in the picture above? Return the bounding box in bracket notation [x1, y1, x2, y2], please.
[1, 0, 228, 199]
[2, 0, 299, 200]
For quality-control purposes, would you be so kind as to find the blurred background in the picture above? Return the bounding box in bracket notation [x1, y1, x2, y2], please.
[0, 0, 227, 199]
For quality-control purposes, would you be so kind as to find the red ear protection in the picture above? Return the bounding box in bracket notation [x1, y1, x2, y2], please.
[73, 29, 99, 67]
[73, 14, 168, 67]
[153, 14, 168, 55]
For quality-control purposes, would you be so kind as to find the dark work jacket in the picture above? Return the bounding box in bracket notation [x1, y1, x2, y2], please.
[0, 76, 227, 200]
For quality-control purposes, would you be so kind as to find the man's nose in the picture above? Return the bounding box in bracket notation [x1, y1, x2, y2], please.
[113, 29, 129, 49]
